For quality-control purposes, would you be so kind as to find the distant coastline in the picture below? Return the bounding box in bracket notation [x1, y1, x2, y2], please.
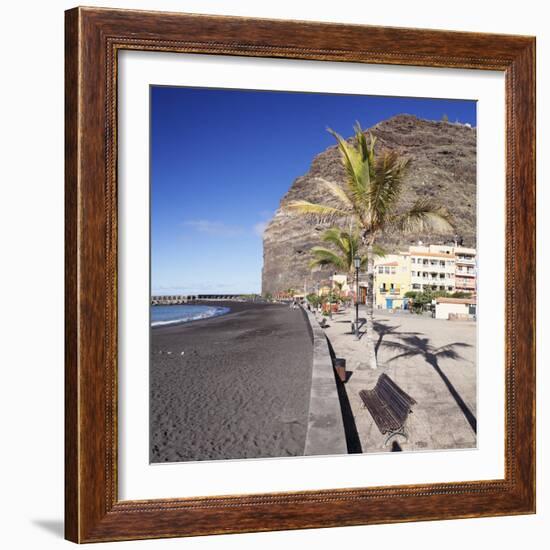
[151, 303, 230, 327]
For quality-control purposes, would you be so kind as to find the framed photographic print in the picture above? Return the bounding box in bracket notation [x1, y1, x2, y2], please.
[65, 6, 536, 543]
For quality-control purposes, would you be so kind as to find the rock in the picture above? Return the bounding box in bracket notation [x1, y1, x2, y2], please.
[261, 115, 476, 296]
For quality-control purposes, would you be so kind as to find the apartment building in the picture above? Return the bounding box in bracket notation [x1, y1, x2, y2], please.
[409, 244, 456, 293]
[330, 243, 476, 311]
[454, 246, 477, 294]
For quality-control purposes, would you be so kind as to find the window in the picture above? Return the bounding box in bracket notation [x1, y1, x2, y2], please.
[411, 258, 416, 264]
[378, 266, 383, 274]
[390, 267, 396, 274]
[384, 266, 390, 274]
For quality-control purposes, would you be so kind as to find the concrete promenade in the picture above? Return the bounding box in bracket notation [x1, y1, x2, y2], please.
[320, 307, 477, 453]
[303, 308, 348, 457]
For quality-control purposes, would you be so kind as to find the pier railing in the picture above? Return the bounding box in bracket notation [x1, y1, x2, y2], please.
[151, 294, 258, 305]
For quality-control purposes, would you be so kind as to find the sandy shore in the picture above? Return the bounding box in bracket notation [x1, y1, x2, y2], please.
[150, 301, 313, 462]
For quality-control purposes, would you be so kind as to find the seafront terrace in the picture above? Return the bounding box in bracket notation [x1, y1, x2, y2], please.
[317, 307, 477, 453]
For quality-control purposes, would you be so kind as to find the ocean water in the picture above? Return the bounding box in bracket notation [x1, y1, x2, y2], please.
[151, 304, 231, 327]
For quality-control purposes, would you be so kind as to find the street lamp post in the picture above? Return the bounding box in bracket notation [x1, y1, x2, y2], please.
[354, 255, 361, 340]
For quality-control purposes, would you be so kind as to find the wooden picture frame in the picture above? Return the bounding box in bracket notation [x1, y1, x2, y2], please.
[65, 6, 536, 543]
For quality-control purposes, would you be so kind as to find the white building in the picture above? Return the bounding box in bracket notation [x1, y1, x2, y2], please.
[409, 244, 456, 293]
[454, 246, 477, 294]
[434, 297, 476, 320]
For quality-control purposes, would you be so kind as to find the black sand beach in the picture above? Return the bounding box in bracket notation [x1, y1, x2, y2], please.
[150, 301, 313, 462]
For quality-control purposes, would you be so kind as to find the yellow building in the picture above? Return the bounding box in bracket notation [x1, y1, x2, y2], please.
[370, 243, 477, 310]
[374, 254, 411, 310]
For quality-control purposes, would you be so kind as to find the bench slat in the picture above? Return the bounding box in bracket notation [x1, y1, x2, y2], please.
[359, 374, 416, 436]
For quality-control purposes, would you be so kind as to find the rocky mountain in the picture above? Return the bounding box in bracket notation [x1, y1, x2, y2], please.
[261, 114, 476, 296]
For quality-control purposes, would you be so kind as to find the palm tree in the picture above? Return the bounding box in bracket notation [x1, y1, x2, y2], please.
[309, 227, 384, 273]
[284, 123, 454, 369]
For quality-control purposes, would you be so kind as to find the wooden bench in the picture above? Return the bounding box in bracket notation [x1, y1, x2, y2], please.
[359, 373, 416, 445]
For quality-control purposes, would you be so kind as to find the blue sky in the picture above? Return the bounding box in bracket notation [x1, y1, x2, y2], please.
[151, 86, 476, 295]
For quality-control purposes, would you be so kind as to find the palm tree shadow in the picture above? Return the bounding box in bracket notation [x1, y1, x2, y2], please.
[373, 320, 421, 355]
[381, 335, 477, 434]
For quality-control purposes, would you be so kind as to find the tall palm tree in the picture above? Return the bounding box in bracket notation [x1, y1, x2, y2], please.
[284, 123, 454, 369]
[309, 227, 384, 273]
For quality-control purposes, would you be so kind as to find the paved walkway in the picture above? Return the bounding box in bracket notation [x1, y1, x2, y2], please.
[320, 307, 477, 453]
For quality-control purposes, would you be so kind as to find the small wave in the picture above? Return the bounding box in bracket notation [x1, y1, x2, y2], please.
[151, 306, 230, 327]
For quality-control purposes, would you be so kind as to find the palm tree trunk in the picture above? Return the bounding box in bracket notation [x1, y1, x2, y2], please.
[363, 243, 378, 370]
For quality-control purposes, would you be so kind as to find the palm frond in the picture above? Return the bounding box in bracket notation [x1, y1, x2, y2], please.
[354, 124, 375, 194]
[367, 132, 376, 168]
[368, 151, 411, 230]
[284, 200, 348, 221]
[321, 227, 349, 250]
[309, 247, 346, 270]
[327, 127, 371, 221]
[354, 122, 369, 162]
[372, 244, 387, 257]
[327, 128, 362, 184]
[393, 199, 454, 234]
[321, 227, 359, 254]
[312, 177, 353, 210]
[328, 128, 368, 193]
[310, 226, 368, 273]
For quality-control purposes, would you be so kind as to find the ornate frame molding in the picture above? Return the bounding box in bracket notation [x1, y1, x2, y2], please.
[65, 7, 535, 542]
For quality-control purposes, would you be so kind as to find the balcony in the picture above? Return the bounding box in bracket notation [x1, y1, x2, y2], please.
[379, 288, 401, 296]
[455, 280, 476, 289]
[456, 271, 476, 277]
[414, 263, 450, 271]
[456, 257, 476, 265]
[412, 274, 447, 281]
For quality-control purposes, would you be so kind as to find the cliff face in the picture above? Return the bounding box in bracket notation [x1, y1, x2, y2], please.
[261, 115, 477, 296]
